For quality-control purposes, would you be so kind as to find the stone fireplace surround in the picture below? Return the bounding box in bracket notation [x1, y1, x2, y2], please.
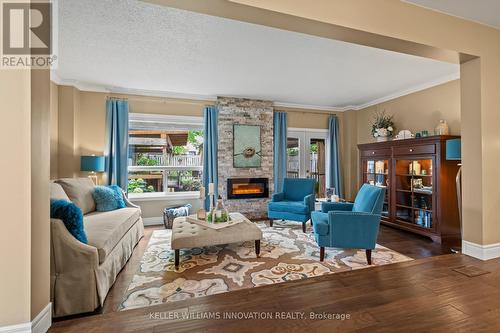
[216, 97, 274, 219]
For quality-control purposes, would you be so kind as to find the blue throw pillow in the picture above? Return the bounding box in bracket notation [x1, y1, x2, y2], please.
[93, 185, 126, 212]
[50, 199, 87, 244]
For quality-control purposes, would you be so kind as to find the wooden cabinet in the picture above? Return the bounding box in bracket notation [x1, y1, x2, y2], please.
[358, 135, 461, 244]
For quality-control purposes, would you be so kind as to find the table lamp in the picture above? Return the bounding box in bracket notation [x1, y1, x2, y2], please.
[80, 155, 105, 185]
[446, 138, 461, 253]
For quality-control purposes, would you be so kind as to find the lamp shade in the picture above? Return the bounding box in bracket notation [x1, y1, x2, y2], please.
[80, 155, 105, 172]
[446, 139, 461, 161]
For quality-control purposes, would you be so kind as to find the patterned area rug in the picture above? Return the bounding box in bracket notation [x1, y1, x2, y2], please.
[120, 221, 412, 311]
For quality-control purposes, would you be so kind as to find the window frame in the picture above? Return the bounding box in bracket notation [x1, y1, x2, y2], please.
[128, 113, 204, 199]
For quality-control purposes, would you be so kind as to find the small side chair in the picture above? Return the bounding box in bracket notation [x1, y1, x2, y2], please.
[268, 178, 316, 232]
[311, 184, 385, 264]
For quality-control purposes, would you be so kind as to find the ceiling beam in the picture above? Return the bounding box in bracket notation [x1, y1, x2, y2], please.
[143, 0, 473, 64]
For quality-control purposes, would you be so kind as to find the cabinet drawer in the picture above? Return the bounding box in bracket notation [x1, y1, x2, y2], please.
[361, 148, 391, 158]
[394, 144, 435, 156]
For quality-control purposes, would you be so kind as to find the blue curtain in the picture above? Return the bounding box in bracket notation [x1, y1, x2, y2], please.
[273, 112, 288, 193]
[203, 106, 219, 210]
[327, 115, 343, 197]
[105, 98, 129, 190]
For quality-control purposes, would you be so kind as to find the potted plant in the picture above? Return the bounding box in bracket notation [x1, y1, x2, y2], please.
[371, 111, 395, 142]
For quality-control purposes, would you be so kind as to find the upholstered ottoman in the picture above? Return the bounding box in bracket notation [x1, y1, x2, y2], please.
[171, 212, 262, 268]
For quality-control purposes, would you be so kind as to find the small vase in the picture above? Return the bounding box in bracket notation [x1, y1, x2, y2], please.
[435, 120, 449, 135]
[376, 136, 388, 142]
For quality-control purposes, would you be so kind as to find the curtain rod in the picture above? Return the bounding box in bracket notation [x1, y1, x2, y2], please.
[276, 109, 343, 116]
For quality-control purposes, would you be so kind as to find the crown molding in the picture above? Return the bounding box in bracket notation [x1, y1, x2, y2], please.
[51, 71, 459, 113]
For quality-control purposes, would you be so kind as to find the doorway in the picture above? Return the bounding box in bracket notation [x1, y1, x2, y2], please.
[287, 129, 327, 197]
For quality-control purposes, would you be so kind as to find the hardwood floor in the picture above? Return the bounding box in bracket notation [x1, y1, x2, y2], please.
[51, 225, 494, 332]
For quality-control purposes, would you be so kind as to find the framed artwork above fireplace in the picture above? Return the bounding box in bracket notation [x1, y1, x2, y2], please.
[233, 124, 262, 168]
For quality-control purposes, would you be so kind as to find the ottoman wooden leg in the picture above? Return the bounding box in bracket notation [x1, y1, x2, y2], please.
[255, 240, 261, 257]
[269, 219, 273, 227]
[174, 249, 180, 268]
[302, 222, 306, 233]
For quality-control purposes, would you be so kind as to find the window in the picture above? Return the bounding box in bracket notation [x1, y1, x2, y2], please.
[127, 114, 203, 197]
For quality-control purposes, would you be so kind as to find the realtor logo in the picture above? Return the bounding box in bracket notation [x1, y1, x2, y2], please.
[1, 1, 56, 68]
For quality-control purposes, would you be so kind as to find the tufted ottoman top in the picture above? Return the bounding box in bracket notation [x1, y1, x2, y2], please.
[171, 213, 262, 250]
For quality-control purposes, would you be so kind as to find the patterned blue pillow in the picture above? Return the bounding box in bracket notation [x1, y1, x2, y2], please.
[50, 199, 87, 244]
[93, 185, 126, 212]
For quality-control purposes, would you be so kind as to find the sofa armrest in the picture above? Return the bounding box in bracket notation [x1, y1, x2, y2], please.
[327, 211, 381, 249]
[304, 194, 316, 212]
[321, 202, 354, 213]
[51, 218, 100, 316]
[272, 192, 285, 202]
[122, 189, 141, 210]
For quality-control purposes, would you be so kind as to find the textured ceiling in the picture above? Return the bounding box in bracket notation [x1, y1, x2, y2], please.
[405, 0, 500, 29]
[56, 0, 459, 109]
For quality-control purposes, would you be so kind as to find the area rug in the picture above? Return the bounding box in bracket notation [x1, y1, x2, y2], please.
[120, 221, 412, 310]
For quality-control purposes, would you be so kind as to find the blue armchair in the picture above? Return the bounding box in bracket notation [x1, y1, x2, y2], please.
[268, 178, 316, 232]
[311, 184, 385, 264]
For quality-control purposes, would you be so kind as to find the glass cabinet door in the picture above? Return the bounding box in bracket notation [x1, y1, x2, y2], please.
[362, 159, 390, 219]
[395, 158, 434, 229]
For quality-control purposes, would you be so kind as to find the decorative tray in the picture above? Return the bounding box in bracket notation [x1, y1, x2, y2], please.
[185, 213, 246, 230]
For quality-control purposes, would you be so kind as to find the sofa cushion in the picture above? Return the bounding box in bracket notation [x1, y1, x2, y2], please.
[268, 200, 308, 214]
[311, 211, 329, 236]
[93, 185, 126, 212]
[56, 178, 96, 214]
[84, 207, 141, 264]
[50, 199, 87, 244]
[50, 182, 70, 201]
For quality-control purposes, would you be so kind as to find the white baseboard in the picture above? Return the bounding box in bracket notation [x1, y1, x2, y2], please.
[462, 241, 500, 260]
[0, 303, 51, 333]
[143, 217, 164, 226]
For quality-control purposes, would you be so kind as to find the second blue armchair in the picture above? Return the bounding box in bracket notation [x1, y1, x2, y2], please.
[311, 184, 385, 264]
[268, 178, 316, 232]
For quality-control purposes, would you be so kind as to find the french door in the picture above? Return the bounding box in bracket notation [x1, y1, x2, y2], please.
[287, 129, 327, 197]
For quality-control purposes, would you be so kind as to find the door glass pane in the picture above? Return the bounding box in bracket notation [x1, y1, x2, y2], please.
[309, 138, 326, 197]
[287, 137, 300, 178]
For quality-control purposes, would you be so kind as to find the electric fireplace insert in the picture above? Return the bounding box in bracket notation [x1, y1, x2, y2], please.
[227, 178, 269, 199]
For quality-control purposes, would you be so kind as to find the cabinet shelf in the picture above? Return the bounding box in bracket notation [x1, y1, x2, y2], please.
[396, 204, 432, 212]
[396, 174, 432, 177]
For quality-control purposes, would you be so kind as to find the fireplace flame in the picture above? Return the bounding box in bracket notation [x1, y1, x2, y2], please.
[232, 185, 264, 195]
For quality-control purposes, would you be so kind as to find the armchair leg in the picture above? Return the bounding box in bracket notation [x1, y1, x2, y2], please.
[269, 219, 273, 227]
[320, 247, 325, 261]
[366, 249, 372, 265]
[302, 222, 306, 233]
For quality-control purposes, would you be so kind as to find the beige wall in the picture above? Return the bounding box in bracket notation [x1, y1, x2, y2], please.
[0, 70, 31, 327]
[50, 82, 59, 179]
[355, 80, 461, 144]
[30, 69, 51, 320]
[223, 0, 500, 248]
[0, 69, 51, 327]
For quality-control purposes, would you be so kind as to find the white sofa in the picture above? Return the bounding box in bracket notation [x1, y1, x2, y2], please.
[50, 178, 144, 317]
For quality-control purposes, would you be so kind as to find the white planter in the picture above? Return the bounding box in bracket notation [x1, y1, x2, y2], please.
[376, 136, 388, 142]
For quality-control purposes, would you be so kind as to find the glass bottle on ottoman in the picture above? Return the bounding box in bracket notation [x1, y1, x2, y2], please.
[208, 195, 229, 223]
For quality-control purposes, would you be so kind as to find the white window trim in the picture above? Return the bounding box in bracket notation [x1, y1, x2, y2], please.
[128, 191, 201, 202]
[129, 113, 203, 128]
